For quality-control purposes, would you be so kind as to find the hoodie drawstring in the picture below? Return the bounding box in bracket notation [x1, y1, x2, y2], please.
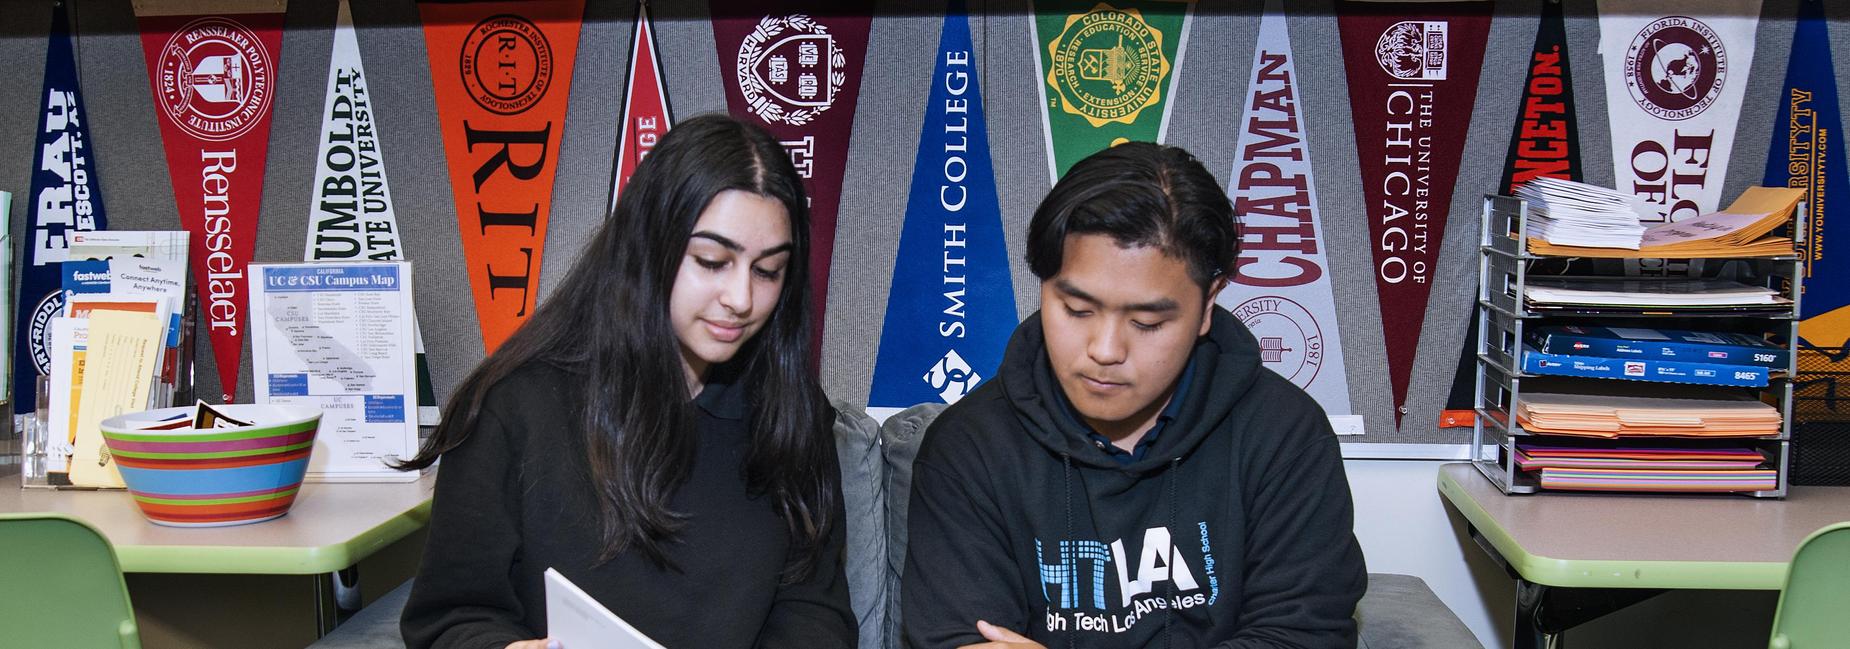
[1164, 456, 1180, 649]
[1061, 453, 1076, 649]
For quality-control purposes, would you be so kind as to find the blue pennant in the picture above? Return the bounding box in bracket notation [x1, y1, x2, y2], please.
[1764, 0, 1849, 349]
[15, 3, 109, 415]
[867, 2, 1017, 412]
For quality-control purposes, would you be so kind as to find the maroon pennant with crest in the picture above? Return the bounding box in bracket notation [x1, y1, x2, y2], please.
[1337, 1, 1491, 427]
[710, 4, 871, 358]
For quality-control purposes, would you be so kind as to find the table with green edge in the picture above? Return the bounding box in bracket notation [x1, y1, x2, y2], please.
[1437, 462, 1850, 649]
[2, 465, 434, 637]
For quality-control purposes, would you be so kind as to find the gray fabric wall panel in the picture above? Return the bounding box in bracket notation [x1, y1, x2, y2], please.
[3, 0, 1844, 447]
[823, 8, 942, 406]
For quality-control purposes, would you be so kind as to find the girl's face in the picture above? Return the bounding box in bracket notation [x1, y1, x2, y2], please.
[670, 189, 794, 388]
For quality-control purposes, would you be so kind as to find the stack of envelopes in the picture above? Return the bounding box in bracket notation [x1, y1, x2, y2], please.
[1515, 389, 1782, 438]
[1516, 443, 1775, 493]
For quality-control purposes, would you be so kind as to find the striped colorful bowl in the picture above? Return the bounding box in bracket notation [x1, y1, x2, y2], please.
[99, 405, 322, 527]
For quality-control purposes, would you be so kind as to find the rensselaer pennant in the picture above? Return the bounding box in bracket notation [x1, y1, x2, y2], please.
[1599, 0, 1760, 226]
[1442, 0, 1583, 427]
[311, 0, 440, 425]
[867, 0, 1016, 420]
[135, 0, 287, 402]
[1031, 0, 1193, 184]
[608, 1, 673, 212]
[419, 0, 584, 353]
[1765, 0, 1850, 353]
[710, 4, 871, 354]
[1337, 1, 1491, 428]
[1217, 0, 1357, 429]
[17, 2, 110, 417]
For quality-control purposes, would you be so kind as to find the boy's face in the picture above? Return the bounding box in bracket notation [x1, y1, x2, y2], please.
[1039, 233, 1219, 439]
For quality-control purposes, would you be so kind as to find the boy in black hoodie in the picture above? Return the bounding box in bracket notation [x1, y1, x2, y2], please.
[902, 143, 1367, 648]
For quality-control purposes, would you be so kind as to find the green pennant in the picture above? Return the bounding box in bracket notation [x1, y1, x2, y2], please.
[1032, 0, 1193, 182]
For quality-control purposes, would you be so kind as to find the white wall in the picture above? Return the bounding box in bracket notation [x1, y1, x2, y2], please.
[1345, 459, 1778, 649]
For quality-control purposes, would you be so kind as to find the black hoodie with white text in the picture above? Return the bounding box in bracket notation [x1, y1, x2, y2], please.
[902, 307, 1367, 648]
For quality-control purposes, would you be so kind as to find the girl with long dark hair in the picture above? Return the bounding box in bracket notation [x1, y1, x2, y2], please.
[398, 114, 854, 649]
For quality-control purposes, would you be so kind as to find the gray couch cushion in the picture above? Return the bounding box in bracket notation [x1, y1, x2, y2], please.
[1356, 573, 1484, 649]
[878, 402, 946, 649]
[833, 398, 889, 649]
[306, 580, 413, 649]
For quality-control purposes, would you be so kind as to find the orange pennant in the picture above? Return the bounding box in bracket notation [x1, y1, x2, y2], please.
[419, 0, 583, 352]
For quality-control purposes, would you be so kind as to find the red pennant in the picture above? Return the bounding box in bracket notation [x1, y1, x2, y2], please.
[609, 3, 673, 210]
[710, 6, 871, 357]
[1337, 2, 1491, 427]
[137, 10, 287, 402]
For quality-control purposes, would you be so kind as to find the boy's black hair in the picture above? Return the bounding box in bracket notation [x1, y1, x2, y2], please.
[1026, 142, 1239, 290]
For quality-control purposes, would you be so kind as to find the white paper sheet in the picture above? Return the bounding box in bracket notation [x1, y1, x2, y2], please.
[544, 568, 666, 649]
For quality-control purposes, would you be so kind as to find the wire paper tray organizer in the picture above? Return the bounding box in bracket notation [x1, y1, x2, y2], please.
[1793, 349, 1850, 486]
[1469, 194, 1805, 498]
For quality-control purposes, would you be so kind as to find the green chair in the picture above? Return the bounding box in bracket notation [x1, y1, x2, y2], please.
[1769, 521, 1850, 649]
[0, 512, 140, 648]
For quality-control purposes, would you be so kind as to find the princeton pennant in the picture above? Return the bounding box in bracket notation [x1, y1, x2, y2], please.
[608, 2, 673, 211]
[135, 0, 287, 402]
[310, 0, 439, 425]
[867, 1, 1017, 420]
[1031, 0, 1193, 183]
[710, 3, 871, 355]
[1336, 1, 1490, 427]
[16, 2, 110, 417]
[1217, 0, 1357, 429]
[1764, 0, 1850, 353]
[419, 0, 583, 353]
[1442, 0, 1582, 427]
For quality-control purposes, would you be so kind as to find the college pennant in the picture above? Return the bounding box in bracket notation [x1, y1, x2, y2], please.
[1337, 1, 1491, 427]
[419, 0, 584, 353]
[1441, 0, 1582, 427]
[1030, 0, 1193, 183]
[135, 0, 287, 402]
[16, 2, 110, 417]
[867, 1, 1017, 420]
[608, 1, 673, 211]
[1598, 0, 1761, 226]
[710, 3, 871, 354]
[309, 0, 439, 425]
[1217, 0, 1358, 431]
[1764, 0, 1850, 353]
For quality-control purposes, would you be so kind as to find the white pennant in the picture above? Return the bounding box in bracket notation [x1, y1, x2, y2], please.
[1598, 0, 1761, 224]
[1217, 1, 1358, 434]
[308, 0, 437, 425]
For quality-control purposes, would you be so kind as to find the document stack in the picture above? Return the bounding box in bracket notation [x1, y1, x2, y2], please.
[1528, 186, 1804, 258]
[1515, 177, 1646, 249]
[1472, 188, 1802, 497]
[1514, 443, 1776, 493]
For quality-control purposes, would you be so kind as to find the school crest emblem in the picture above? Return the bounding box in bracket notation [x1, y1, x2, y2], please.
[737, 14, 846, 126]
[1044, 4, 1171, 128]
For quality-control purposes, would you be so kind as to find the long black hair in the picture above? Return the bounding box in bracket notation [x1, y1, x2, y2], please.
[398, 114, 836, 582]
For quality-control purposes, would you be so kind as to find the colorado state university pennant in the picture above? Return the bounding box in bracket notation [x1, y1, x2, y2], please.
[17, 2, 110, 416]
[135, 0, 287, 402]
[608, 1, 673, 211]
[710, 4, 871, 355]
[419, 0, 584, 353]
[1219, 0, 1357, 431]
[1031, 0, 1193, 183]
[867, 1, 1017, 420]
[1337, 1, 1490, 427]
